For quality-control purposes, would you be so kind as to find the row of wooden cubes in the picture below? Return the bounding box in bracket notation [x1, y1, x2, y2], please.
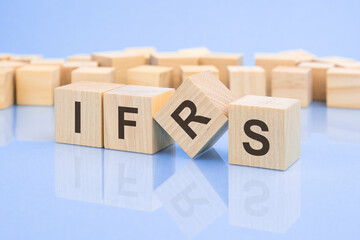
[55, 72, 301, 171]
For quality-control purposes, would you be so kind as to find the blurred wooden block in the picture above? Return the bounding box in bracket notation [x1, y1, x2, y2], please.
[278, 49, 317, 63]
[10, 54, 42, 63]
[72, 67, 115, 83]
[154, 71, 235, 158]
[55, 81, 124, 147]
[0, 54, 12, 61]
[127, 65, 173, 87]
[31, 58, 65, 66]
[229, 95, 301, 170]
[124, 47, 156, 64]
[178, 47, 210, 56]
[92, 51, 145, 84]
[16, 65, 60, 105]
[317, 56, 356, 67]
[62, 61, 98, 86]
[180, 65, 219, 82]
[199, 53, 243, 88]
[0, 68, 14, 109]
[228, 66, 266, 99]
[104, 85, 174, 154]
[271, 67, 312, 107]
[67, 54, 92, 62]
[298, 61, 334, 101]
[327, 68, 360, 109]
[0, 61, 27, 71]
[150, 53, 199, 88]
[255, 53, 297, 96]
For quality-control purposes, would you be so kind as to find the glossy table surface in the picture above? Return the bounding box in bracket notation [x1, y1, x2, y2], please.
[0, 102, 359, 239]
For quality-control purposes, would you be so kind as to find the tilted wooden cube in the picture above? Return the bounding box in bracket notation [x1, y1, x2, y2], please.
[199, 53, 243, 88]
[16, 65, 60, 105]
[124, 47, 156, 64]
[72, 67, 115, 83]
[255, 53, 297, 96]
[127, 65, 173, 87]
[327, 68, 360, 109]
[228, 66, 266, 98]
[103, 85, 174, 154]
[271, 67, 312, 107]
[154, 71, 235, 158]
[0, 68, 14, 109]
[229, 95, 301, 170]
[67, 54, 92, 62]
[150, 53, 199, 89]
[298, 61, 334, 101]
[62, 61, 98, 86]
[92, 51, 145, 84]
[180, 65, 219, 83]
[55, 81, 124, 147]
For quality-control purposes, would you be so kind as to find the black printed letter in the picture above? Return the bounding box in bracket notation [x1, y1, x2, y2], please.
[118, 107, 138, 139]
[243, 119, 270, 156]
[75, 101, 81, 133]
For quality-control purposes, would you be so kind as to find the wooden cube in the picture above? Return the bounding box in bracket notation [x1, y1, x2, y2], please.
[124, 47, 156, 64]
[72, 67, 114, 83]
[327, 68, 360, 109]
[67, 54, 92, 62]
[199, 53, 243, 88]
[55, 81, 124, 147]
[62, 61, 98, 86]
[228, 66, 266, 98]
[0, 54, 12, 61]
[0, 60, 27, 70]
[10, 54, 42, 63]
[180, 65, 219, 82]
[271, 67, 312, 107]
[154, 71, 235, 158]
[31, 58, 65, 66]
[278, 49, 317, 63]
[178, 47, 210, 56]
[255, 53, 297, 96]
[0, 68, 14, 109]
[298, 61, 334, 101]
[92, 51, 145, 84]
[104, 85, 174, 154]
[127, 65, 173, 87]
[16, 65, 60, 105]
[150, 53, 199, 88]
[229, 95, 301, 170]
[317, 56, 355, 67]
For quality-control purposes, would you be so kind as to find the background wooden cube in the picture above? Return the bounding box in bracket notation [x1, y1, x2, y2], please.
[229, 95, 301, 170]
[92, 51, 145, 84]
[228, 66, 266, 98]
[150, 53, 199, 89]
[0, 54, 12, 61]
[10, 54, 42, 63]
[180, 65, 219, 82]
[55, 81, 124, 147]
[317, 56, 356, 67]
[124, 47, 156, 64]
[0, 61, 27, 71]
[62, 61, 98, 86]
[327, 68, 360, 109]
[199, 53, 243, 88]
[154, 71, 235, 158]
[0, 68, 14, 109]
[67, 54, 92, 62]
[298, 61, 334, 101]
[277, 49, 317, 63]
[271, 66, 312, 107]
[16, 65, 60, 105]
[255, 53, 297, 96]
[31, 58, 65, 66]
[104, 85, 174, 154]
[178, 47, 210, 56]
[72, 67, 114, 83]
[127, 65, 173, 87]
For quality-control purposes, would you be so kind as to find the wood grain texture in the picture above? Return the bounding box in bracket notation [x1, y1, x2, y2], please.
[62, 61, 98, 86]
[16, 65, 60, 105]
[0, 61, 27, 70]
[180, 65, 219, 83]
[92, 52, 145, 84]
[55, 81, 124, 147]
[0, 68, 14, 109]
[104, 85, 174, 154]
[72, 67, 115, 83]
[228, 66, 266, 99]
[154, 71, 235, 158]
[67, 54, 92, 62]
[124, 47, 156, 64]
[271, 66, 312, 107]
[255, 53, 297, 96]
[199, 53, 243, 88]
[298, 61, 334, 101]
[150, 53, 199, 89]
[127, 65, 173, 87]
[327, 68, 360, 109]
[229, 95, 301, 170]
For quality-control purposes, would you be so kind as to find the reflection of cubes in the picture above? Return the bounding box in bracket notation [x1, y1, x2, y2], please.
[104, 146, 175, 211]
[228, 161, 301, 233]
[0, 106, 14, 146]
[55, 144, 103, 204]
[156, 161, 226, 239]
[16, 106, 54, 141]
[327, 107, 360, 143]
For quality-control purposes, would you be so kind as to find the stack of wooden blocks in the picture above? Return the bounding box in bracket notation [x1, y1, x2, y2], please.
[1, 47, 359, 171]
